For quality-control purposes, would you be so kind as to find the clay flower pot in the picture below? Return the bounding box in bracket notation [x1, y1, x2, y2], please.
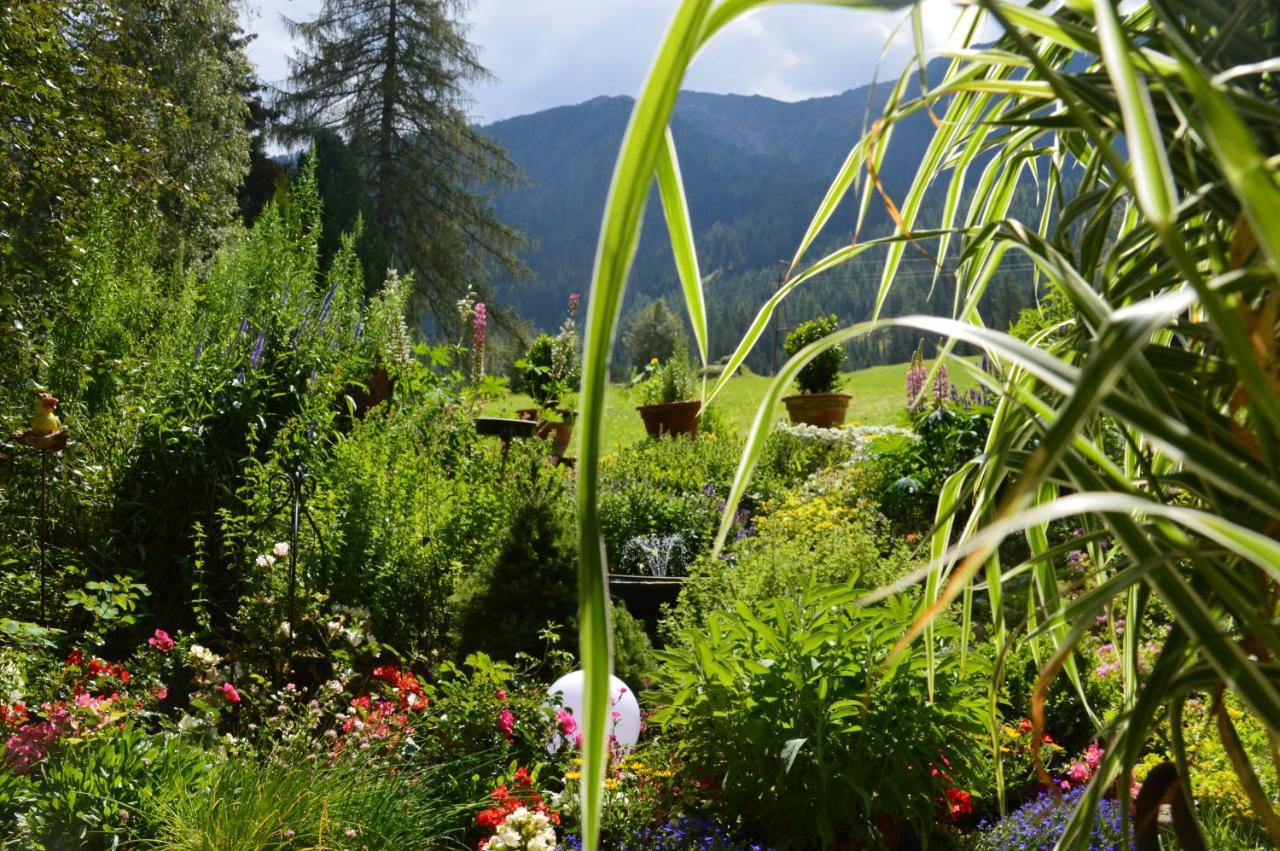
[516, 408, 576, 456]
[635, 399, 701, 438]
[782, 392, 851, 428]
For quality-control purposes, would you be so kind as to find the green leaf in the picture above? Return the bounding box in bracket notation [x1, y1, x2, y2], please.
[655, 128, 709, 369]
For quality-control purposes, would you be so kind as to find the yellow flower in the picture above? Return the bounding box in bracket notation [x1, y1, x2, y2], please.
[649, 357, 659, 365]
[565, 771, 581, 781]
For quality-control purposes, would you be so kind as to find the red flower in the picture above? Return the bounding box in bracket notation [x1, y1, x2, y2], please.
[944, 787, 972, 819]
[220, 683, 241, 704]
[66, 650, 85, 668]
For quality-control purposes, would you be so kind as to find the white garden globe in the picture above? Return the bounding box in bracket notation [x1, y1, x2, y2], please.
[545, 670, 641, 753]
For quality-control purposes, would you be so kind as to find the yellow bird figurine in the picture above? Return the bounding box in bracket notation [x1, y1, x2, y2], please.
[30, 392, 62, 436]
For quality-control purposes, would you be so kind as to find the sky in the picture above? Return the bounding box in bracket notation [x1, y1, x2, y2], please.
[240, 0, 990, 125]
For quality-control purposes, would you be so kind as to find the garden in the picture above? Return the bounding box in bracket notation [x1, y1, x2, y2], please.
[4, 0, 1280, 849]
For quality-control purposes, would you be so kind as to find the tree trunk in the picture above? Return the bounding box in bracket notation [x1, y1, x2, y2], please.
[377, 0, 399, 235]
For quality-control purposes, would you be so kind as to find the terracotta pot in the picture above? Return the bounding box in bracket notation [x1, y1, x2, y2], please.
[635, 399, 701, 438]
[516, 408, 576, 456]
[782, 392, 851, 428]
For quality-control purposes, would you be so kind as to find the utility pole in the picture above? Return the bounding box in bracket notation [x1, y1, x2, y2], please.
[770, 260, 787, 375]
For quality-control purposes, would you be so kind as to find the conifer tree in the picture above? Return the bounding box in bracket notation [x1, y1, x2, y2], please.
[276, 0, 526, 326]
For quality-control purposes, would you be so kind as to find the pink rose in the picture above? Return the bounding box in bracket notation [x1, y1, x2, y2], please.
[147, 629, 175, 653]
[220, 683, 241, 704]
[498, 707, 515, 741]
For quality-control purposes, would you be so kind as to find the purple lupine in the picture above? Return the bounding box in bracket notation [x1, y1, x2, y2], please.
[237, 317, 249, 338]
[471, 302, 488, 384]
[567, 291, 581, 319]
[906, 348, 928, 415]
[932, 361, 950, 407]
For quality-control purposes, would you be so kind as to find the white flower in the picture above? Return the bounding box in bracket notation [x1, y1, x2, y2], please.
[256, 554, 275, 569]
[343, 628, 363, 647]
[484, 806, 557, 851]
[177, 713, 202, 733]
[327, 620, 343, 639]
[187, 644, 221, 669]
[330, 603, 370, 621]
[274, 542, 290, 558]
[325, 679, 344, 694]
[278, 622, 293, 639]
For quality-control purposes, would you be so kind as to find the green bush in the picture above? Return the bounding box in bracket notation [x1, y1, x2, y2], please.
[449, 457, 579, 666]
[598, 433, 770, 578]
[610, 601, 656, 688]
[14, 723, 213, 849]
[782, 315, 844, 395]
[652, 585, 991, 849]
[665, 491, 914, 639]
[635, 348, 696, 406]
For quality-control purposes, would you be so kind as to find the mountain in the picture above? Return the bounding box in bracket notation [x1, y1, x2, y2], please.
[481, 65, 1036, 371]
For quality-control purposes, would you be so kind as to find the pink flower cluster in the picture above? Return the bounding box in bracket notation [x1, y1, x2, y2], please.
[906, 349, 927, 414]
[148, 628, 175, 653]
[3, 633, 177, 775]
[4, 704, 71, 774]
[471, 302, 488, 384]
[1060, 741, 1104, 791]
[556, 708, 583, 749]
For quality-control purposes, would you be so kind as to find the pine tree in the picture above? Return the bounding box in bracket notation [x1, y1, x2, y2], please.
[276, 0, 526, 326]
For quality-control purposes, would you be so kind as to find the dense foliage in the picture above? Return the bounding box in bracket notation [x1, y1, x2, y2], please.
[7, 0, 1280, 849]
[572, 0, 1280, 849]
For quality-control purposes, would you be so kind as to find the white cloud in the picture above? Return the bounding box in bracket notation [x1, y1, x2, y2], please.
[241, 0, 995, 123]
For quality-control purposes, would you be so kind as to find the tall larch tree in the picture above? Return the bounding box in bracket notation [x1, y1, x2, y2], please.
[276, 0, 526, 325]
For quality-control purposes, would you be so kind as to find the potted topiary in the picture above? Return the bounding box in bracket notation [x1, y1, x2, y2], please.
[781, 314, 851, 427]
[515, 294, 581, 456]
[634, 348, 701, 437]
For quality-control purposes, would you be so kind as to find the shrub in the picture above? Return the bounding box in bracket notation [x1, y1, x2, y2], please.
[450, 459, 579, 666]
[246, 395, 517, 656]
[515, 295, 581, 409]
[635, 349, 696, 406]
[666, 493, 914, 638]
[651, 585, 991, 849]
[610, 601, 655, 688]
[598, 434, 766, 578]
[17, 723, 211, 848]
[782, 315, 844, 395]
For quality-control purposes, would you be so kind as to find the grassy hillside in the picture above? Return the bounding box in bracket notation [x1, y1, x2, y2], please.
[485, 358, 971, 454]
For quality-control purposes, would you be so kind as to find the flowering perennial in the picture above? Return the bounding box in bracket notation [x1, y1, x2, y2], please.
[477, 767, 560, 851]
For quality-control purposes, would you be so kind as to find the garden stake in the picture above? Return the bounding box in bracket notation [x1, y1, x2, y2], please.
[11, 408, 69, 627]
[252, 455, 327, 666]
[39, 449, 47, 625]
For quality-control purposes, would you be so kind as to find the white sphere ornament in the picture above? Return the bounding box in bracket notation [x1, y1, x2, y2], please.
[545, 670, 641, 754]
